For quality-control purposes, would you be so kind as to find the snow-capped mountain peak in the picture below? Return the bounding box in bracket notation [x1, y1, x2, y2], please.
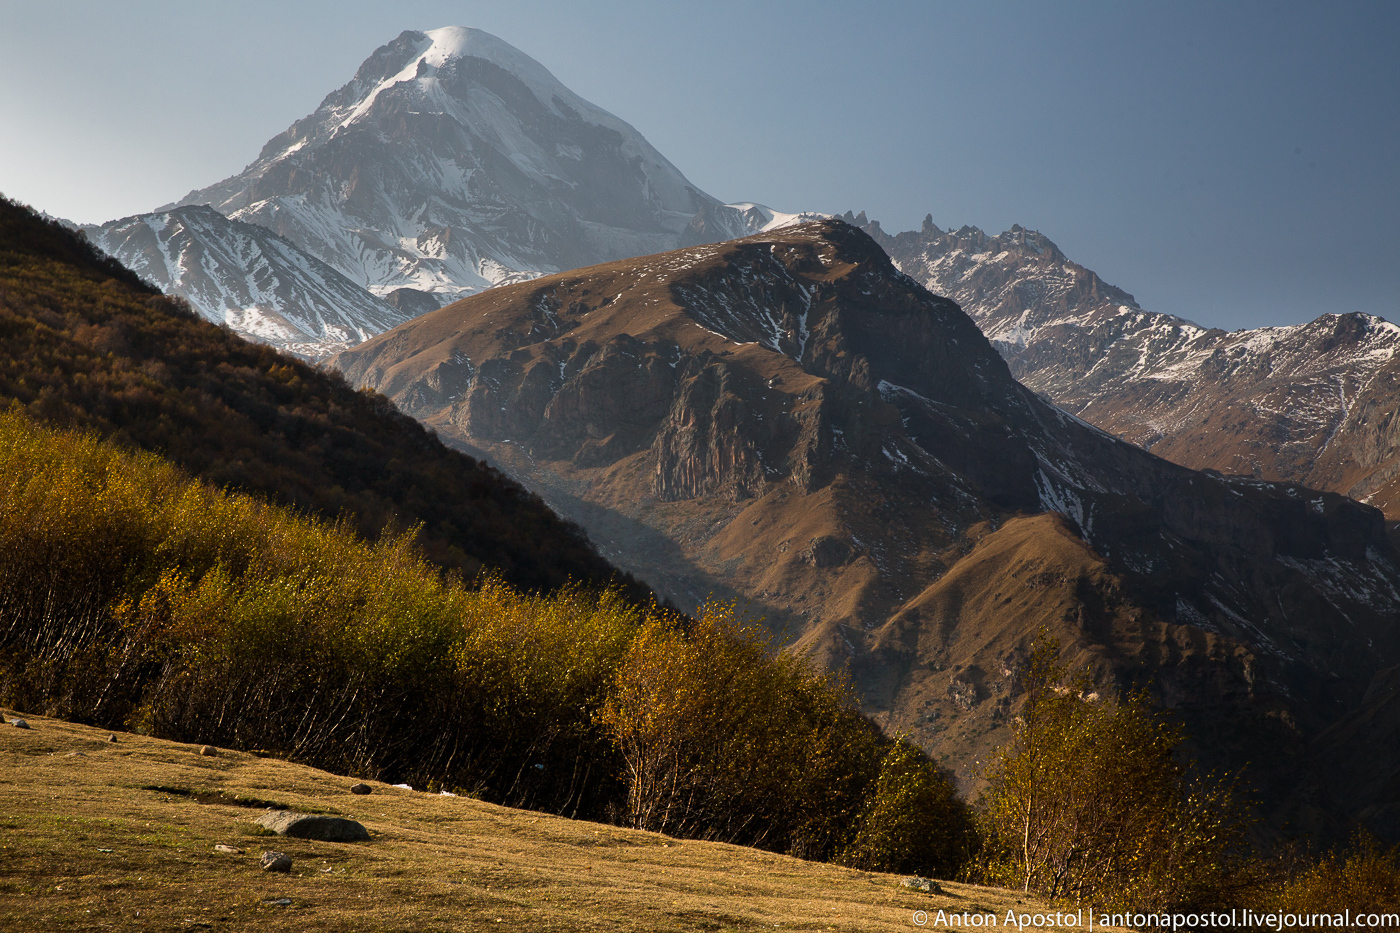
[335, 27, 608, 130]
[174, 27, 717, 303]
[860, 214, 1400, 519]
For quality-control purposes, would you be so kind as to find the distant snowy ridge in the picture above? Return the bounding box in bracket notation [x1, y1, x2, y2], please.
[83, 206, 409, 359]
[859, 214, 1400, 517]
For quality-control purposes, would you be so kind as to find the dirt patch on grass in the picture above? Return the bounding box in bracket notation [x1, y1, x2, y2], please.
[138, 785, 307, 812]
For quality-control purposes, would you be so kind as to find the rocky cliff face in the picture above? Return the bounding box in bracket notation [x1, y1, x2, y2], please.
[860, 215, 1400, 522]
[333, 220, 1400, 836]
[82, 206, 408, 359]
[170, 27, 717, 303]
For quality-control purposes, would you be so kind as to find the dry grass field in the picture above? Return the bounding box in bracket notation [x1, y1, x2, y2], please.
[0, 711, 1124, 932]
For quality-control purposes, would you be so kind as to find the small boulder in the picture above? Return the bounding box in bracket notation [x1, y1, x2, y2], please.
[257, 810, 370, 842]
[901, 876, 942, 894]
[214, 844, 243, 855]
[11, 719, 29, 730]
[350, 783, 372, 796]
[107, 734, 118, 743]
[260, 851, 292, 873]
[199, 745, 218, 757]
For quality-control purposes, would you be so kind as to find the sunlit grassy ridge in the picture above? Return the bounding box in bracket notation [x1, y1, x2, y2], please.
[0, 409, 969, 872]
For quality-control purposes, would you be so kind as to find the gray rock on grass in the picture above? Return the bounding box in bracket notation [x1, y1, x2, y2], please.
[350, 782, 372, 795]
[901, 876, 943, 894]
[256, 810, 370, 842]
[10, 719, 29, 729]
[260, 851, 292, 872]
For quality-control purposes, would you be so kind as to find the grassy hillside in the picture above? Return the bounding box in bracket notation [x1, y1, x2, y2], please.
[0, 194, 635, 595]
[0, 714, 1088, 933]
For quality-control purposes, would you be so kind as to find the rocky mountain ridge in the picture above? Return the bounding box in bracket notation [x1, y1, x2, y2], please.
[332, 220, 1400, 836]
[0, 194, 637, 596]
[858, 215, 1400, 521]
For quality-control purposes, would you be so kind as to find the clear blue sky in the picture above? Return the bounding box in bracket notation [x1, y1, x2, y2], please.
[1, 0, 1396, 331]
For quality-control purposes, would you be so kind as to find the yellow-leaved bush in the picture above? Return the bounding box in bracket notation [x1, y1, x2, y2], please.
[973, 635, 1251, 910]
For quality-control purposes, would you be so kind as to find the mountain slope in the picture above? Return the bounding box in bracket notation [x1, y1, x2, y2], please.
[332, 219, 1400, 834]
[83, 205, 409, 359]
[171, 26, 717, 303]
[0, 194, 638, 595]
[859, 216, 1400, 521]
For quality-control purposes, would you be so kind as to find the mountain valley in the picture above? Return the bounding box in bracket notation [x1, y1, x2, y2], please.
[333, 219, 1400, 837]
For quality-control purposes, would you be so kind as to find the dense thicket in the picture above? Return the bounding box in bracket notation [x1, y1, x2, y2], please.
[601, 609, 973, 867]
[0, 194, 640, 596]
[0, 409, 971, 870]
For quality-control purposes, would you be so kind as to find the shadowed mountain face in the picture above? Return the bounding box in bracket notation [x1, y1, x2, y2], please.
[859, 217, 1400, 523]
[333, 220, 1400, 835]
[172, 27, 716, 304]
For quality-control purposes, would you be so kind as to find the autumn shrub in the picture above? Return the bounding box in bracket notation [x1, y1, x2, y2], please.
[974, 636, 1250, 910]
[838, 737, 977, 877]
[1265, 836, 1400, 916]
[599, 604, 973, 871]
[0, 408, 642, 814]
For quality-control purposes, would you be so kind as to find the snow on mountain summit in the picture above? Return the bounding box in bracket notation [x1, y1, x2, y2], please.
[173, 27, 719, 302]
